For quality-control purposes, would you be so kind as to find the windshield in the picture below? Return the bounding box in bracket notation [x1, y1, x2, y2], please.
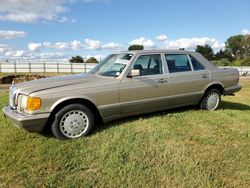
[89, 53, 133, 77]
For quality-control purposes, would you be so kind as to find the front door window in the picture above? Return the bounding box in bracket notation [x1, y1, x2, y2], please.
[133, 54, 163, 76]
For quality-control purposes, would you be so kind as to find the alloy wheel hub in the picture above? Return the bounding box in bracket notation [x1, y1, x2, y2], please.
[59, 110, 89, 138]
[206, 92, 219, 110]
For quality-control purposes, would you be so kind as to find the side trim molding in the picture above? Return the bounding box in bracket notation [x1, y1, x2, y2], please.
[99, 91, 203, 110]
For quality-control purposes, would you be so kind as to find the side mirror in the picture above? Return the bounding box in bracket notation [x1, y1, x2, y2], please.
[128, 69, 140, 77]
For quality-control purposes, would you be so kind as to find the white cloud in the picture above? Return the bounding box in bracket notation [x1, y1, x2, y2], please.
[28, 41, 80, 51]
[0, 44, 10, 54]
[0, 30, 27, 40]
[0, 0, 73, 23]
[28, 43, 42, 51]
[85, 39, 123, 50]
[3, 49, 69, 62]
[93, 54, 104, 61]
[59, 16, 69, 23]
[0, 13, 39, 23]
[129, 37, 154, 48]
[4, 34, 226, 62]
[241, 29, 250, 35]
[163, 37, 225, 50]
[84, 39, 103, 50]
[156, 34, 167, 41]
[0, 0, 107, 23]
[27, 39, 123, 52]
[5, 50, 26, 57]
[28, 42, 71, 51]
[70, 40, 82, 50]
[85, 54, 104, 61]
[58, 16, 76, 23]
[48, 42, 72, 50]
[37, 52, 67, 60]
[54, 42, 71, 50]
[43, 42, 52, 48]
[102, 42, 123, 50]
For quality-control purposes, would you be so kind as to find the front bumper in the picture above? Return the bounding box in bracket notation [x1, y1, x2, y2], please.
[224, 84, 242, 95]
[2, 105, 50, 132]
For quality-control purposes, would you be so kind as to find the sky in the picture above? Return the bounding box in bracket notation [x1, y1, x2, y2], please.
[0, 0, 250, 62]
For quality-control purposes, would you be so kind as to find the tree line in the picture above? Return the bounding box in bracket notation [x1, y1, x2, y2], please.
[195, 34, 250, 66]
[69, 33, 250, 66]
[69, 45, 145, 63]
[69, 56, 99, 64]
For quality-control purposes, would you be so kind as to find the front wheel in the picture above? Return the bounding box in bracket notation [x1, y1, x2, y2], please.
[200, 89, 221, 110]
[51, 104, 95, 139]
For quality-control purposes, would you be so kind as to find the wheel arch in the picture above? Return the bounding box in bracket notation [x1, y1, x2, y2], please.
[200, 83, 223, 110]
[204, 82, 224, 95]
[48, 96, 103, 124]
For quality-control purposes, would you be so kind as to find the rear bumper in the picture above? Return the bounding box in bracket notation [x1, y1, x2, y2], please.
[224, 84, 242, 95]
[2, 105, 50, 132]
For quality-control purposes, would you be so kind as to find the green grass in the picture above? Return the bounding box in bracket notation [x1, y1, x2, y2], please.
[0, 81, 249, 187]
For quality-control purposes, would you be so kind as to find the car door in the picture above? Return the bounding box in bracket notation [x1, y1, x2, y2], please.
[165, 53, 210, 106]
[119, 54, 169, 115]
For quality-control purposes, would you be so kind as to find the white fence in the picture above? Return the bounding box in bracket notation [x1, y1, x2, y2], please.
[0, 62, 97, 73]
[222, 66, 250, 76]
[0, 62, 249, 75]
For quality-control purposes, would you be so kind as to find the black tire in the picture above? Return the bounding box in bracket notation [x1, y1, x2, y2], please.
[51, 104, 95, 140]
[200, 89, 221, 110]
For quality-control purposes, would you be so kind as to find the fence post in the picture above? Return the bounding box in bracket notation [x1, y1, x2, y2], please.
[29, 63, 31, 73]
[14, 62, 17, 73]
[57, 63, 59, 73]
[43, 63, 46, 73]
[71, 63, 73, 74]
[84, 63, 87, 73]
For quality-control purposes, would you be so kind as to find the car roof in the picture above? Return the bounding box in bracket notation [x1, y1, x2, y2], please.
[119, 49, 197, 55]
[118, 49, 218, 71]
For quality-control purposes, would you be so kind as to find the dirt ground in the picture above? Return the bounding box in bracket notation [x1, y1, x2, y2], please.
[0, 84, 10, 93]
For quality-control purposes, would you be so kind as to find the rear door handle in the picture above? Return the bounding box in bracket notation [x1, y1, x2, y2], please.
[158, 78, 167, 83]
[202, 74, 209, 79]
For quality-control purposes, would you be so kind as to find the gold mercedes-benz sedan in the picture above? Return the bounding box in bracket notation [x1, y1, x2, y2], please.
[3, 50, 242, 139]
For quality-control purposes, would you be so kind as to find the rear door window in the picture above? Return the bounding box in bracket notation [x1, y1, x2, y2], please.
[165, 54, 192, 73]
[189, 55, 205, 71]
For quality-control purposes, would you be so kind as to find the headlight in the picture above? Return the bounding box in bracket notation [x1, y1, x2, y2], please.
[20, 95, 28, 108]
[27, 97, 41, 111]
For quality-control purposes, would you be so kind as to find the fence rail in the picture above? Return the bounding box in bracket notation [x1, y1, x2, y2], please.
[222, 66, 250, 76]
[0, 62, 97, 73]
[0, 62, 249, 75]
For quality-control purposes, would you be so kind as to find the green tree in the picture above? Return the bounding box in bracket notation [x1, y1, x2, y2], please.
[212, 58, 231, 66]
[128, 44, 144, 51]
[69, 55, 84, 63]
[243, 34, 250, 57]
[235, 56, 250, 66]
[85, 57, 99, 64]
[214, 49, 234, 61]
[226, 35, 245, 59]
[195, 44, 214, 60]
[225, 34, 250, 59]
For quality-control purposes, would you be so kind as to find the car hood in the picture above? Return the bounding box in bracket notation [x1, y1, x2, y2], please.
[13, 73, 102, 95]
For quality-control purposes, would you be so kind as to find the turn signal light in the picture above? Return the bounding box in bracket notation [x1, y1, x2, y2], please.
[27, 97, 41, 110]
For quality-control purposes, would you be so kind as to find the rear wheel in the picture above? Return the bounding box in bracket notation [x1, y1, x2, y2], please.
[51, 104, 95, 139]
[200, 89, 221, 110]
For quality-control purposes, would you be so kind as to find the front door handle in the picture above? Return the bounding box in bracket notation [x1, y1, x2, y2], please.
[158, 78, 167, 83]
